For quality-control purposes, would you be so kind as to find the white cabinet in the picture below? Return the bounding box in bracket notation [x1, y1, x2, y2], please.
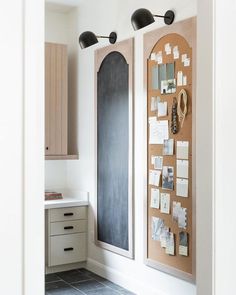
[46, 206, 87, 267]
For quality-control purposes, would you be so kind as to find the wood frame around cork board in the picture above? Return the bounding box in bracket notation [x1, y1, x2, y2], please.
[143, 17, 196, 283]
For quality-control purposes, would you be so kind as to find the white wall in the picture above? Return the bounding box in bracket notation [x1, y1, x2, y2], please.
[65, 1, 197, 294]
[0, 0, 44, 295]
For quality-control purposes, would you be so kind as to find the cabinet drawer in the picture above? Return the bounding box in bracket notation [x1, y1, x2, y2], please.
[50, 220, 87, 236]
[49, 207, 87, 222]
[49, 233, 86, 266]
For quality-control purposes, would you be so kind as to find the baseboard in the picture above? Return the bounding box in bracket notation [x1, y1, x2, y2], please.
[86, 258, 166, 295]
[45, 261, 86, 274]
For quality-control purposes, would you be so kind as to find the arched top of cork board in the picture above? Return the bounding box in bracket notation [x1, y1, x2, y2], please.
[143, 17, 196, 283]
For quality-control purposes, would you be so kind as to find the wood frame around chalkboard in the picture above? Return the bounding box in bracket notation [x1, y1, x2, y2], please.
[143, 17, 196, 282]
[94, 38, 134, 259]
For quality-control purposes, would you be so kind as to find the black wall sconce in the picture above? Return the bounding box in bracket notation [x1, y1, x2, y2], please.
[131, 8, 175, 30]
[79, 31, 117, 49]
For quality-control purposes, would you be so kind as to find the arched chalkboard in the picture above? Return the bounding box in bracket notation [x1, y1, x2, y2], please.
[97, 51, 129, 251]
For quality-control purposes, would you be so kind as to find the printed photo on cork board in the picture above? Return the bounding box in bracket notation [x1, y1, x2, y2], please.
[144, 17, 196, 283]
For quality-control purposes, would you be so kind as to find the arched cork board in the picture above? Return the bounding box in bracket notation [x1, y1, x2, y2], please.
[144, 17, 196, 282]
[94, 38, 134, 259]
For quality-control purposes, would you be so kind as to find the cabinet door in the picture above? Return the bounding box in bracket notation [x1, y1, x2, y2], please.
[45, 43, 68, 155]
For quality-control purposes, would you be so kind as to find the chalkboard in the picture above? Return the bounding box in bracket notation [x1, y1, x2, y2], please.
[95, 39, 134, 258]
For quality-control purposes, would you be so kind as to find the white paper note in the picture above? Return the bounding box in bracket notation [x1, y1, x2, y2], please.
[156, 51, 163, 64]
[151, 156, 163, 170]
[181, 54, 188, 62]
[160, 193, 170, 214]
[177, 71, 183, 86]
[176, 178, 188, 198]
[149, 119, 169, 144]
[165, 43, 171, 55]
[166, 232, 175, 255]
[177, 160, 189, 178]
[150, 188, 160, 209]
[173, 46, 179, 59]
[176, 141, 189, 159]
[157, 102, 168, 117]
[183, 75, 187, 86]
[151, 96, 158, 111]
[150, 53, 156, 61]
[149, 170, 161, 187]
[184, 58, 191, 67]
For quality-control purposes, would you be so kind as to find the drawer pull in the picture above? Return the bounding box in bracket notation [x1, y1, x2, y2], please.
[64, 247, 74, 252]
[64, 226, 74, 230]
[64, 213, 74, 216]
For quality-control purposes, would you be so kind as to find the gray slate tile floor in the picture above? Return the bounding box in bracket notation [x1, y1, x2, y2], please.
[45, 268, 136, 295]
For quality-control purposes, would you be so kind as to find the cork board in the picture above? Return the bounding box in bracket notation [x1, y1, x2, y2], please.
[144, 17, 196, 282]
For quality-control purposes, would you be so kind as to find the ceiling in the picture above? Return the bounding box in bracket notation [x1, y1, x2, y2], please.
[45, 0, 81, 13]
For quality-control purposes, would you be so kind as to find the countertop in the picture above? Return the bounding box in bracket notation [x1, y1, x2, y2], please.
[44, 188, 89, 209]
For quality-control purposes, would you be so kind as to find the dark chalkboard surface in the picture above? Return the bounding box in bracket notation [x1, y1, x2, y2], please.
[97, 51, 129, 251]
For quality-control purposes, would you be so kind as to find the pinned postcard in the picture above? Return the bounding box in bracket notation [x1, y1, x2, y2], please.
[152, 217, 164, 241]
[162, 166, 174, 190]
[157, 101, 168, 117]
[176, 178, 188, 198]
[173, 46, 179, 59]
[163, 139, 174, 156]
[165, 43, 172, 55]
[149, 170, 161, 187]
[151, 156, 163, 170]
[160, 193, 170, 214]
[176, 141, 189, 159]
[150, 188, 160, 209]
[160, 226, 169, 248]
[177, 160, 189, 179]
[166, 232, 175, 255]
[179, 231, 188, 256]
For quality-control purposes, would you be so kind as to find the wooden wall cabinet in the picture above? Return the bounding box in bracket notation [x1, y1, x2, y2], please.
[45, 42, 78, 160]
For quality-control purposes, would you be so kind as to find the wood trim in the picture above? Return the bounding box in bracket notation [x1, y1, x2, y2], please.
[143, 17, 196, 283]
[94, 38, 134, 259]
[45, 154, 78, 160]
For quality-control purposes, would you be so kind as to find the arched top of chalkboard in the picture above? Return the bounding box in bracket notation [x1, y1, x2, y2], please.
[98, 51, 128, 73]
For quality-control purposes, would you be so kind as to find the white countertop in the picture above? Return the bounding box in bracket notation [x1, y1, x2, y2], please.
[44, 188, 89, 209]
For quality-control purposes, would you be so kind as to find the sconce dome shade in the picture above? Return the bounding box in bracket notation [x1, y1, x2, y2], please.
[79, 31, 98, 49]
[131, 8, 155, 30]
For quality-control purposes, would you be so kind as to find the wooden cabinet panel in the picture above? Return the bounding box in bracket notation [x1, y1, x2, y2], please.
[45, 43, 68, 156]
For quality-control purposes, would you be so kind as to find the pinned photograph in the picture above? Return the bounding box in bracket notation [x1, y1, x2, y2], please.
[162, 166, 174, 190]
[151, 217, 164, 241]
[179, 231, 188, 256]
[150, 188, 160, 209]
[163, 139, 174, 156]
[161, 79, 176, 94]
[172, 201, 181, 223]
